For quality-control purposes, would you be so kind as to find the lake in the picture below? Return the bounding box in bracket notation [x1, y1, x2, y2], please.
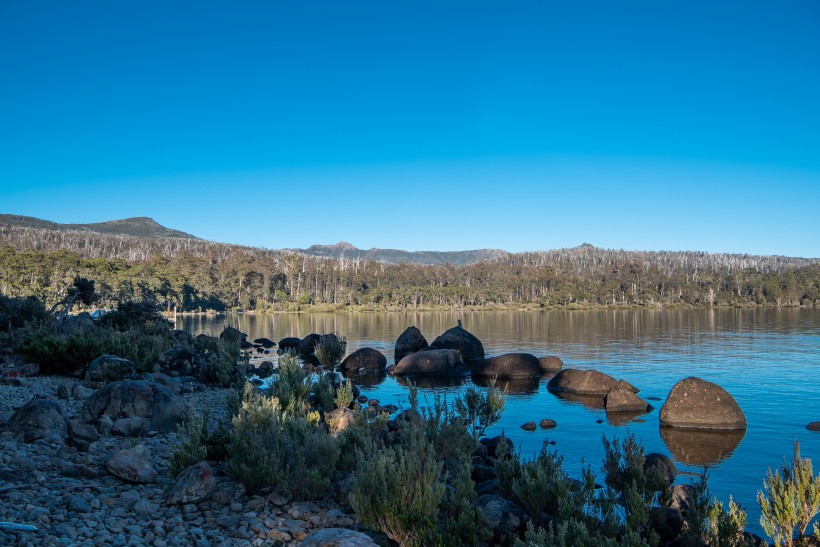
[179, 308, 820, 535]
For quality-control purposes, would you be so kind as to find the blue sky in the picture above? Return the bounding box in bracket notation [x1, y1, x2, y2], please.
[2, 1, 819, 257]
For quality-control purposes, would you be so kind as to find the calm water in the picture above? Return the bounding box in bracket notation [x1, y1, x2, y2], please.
[180, 309, 820, 534]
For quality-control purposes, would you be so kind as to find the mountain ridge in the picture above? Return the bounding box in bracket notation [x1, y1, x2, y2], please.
[0, 214, 198, 240]
[291, 241, 509, 266]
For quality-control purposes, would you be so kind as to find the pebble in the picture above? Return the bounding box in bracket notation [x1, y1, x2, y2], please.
[0, 375, 359, 546]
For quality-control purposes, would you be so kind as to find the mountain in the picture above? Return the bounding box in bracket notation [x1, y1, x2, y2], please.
[0, 214, 198, 239]
[291, 242, 509, 266]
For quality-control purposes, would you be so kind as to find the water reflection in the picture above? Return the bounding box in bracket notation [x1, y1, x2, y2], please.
[394, 375, 467, 389]
[606, 409, 652, 427]
[660, 427, 745, 467]
[472, 375, 540, 395]
[342, 370, 387, 388]
[551, 390, 605, 410]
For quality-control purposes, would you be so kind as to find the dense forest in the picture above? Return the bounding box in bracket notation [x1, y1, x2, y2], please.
[1, 225, 819, 312]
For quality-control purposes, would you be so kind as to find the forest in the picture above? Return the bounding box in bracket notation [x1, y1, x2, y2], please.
[1, 225, 819, 312]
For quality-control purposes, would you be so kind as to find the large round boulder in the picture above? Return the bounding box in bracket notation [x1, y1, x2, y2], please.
[394, 349, 464, 376]
[547, 368, 620, 396]
[79, 380, 186, 434]
[429, 324, 485, 362]
[253, 337, 276, 349]
[278, 337, 301, 352]
[472, 353, 541, 378]
[340, 348, 387, 372]
[56, 314, 95, 335]
[301, 528, 378, 547]
[394, 326, 428, 362]
[219, 327, 246, 345]
[659, 377, 746, 430]
[3, 396, 68, 443]
[297, 333, 322, 355]
[86, 354, 136, 383]
[153, 346, 206, 380]
[538, 355, 564, 372]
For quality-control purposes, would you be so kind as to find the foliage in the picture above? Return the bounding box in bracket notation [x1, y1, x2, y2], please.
[314, 333, 347, 369]
[454, 377, 507, 440]
[0, 294, 50, 329]
[758, 441, 820, 546]
[433, 453, 492, 546]
[168, 408, 230, 477]
[334, 380, 354, 409]
[350, 426, 444, 547]
[267, 352, 310, 412]
[226, 384, 338, 498]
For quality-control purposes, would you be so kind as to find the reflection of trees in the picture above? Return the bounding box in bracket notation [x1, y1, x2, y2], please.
[342, 369, 387, 388]
[471, 374, 539, 395]
[394, 375, 466, 390]
[550, 390, 605, 410]
[660, 427, 745, 466]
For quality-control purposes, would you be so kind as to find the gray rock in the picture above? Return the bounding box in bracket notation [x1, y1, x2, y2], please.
[67, 419, 99, 443]
[111, 417, 145, 436]
[86, 354, 136, 383]
[605, 383, 650, 412]
[394, 349, 464, 376]
[394, 326, 428, 362]
[538, 355, 564, 372]
[340, 348, 387, 372]
[153, 346, 206, 380]
[644, 453, 678, 487]
[301, 528, 378, 546]
[326, 407, 357, 436]
[660, 377, 746, 430]
[475, 494, 526, 537]
[167, 462, 215, 504]
[429, 324, 485, 362]
[473, 353, 541, 378]
[547, 368, 620, 396]
[68, 495, 92, 513]
[80, 380, 186, 434]
[3, 396, 68, 443]
[106, 444, 157, 483]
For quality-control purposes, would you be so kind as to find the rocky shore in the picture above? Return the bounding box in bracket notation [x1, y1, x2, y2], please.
[0, 376, 364, 547]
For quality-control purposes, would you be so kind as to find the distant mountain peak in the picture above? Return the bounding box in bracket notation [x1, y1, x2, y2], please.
[0, 214, 198, 239]
[292, 242, 509, 266]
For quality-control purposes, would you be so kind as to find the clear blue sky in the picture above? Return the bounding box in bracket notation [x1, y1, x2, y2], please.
[2, 1, 819, 257]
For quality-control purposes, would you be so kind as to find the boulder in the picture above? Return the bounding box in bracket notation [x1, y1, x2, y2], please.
[472, 353, 541, 378]
[301, 528, 378, 547]
[106, 445, 157, 483]
[340, 348, 387, 372]
[112, 417, 146, 437]
[67, 419, 99, 443]
[326, 407, 357, 436]
[475, 494, 526, 537]
[219, 327, 246, 345]
[806, 422, 820, 432]
[86, 354, 136, 383]
[430, 324, 485, 362]
[170, 329, 194, 345]
[297, 333, 322, 355]
[393, 349, 464, 376]
[547, 368, 619, 396]
[604, 383, 651, 412]
[153, 346, 206, 380]
[540, 419, 557, 430]
[79, 380, 186, 434]
[253, 337, 276, 349]
[520, 422, 536, 431]
[56, 314, 95, 335]
[3, 396, 68, 443]
[649, 507, 684, 543]
[394, 326, 428, 362]
[667, 484, 695, 515]
[278, 337, 301, 352]
[644, 453, 678, 487]
[480, 435, 515, 459]
[659, 377, 746, 430]
[167, 462, 215, 504]
[538, 355, 564, 372]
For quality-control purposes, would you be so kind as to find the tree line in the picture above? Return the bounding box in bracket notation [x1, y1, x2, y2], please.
[1, 226, 819, 312]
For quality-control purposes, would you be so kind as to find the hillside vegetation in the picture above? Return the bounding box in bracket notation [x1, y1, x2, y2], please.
[1, 221, 819, 312]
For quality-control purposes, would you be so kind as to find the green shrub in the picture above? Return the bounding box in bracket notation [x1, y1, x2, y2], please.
[314, 333, 346, 369]
[0, 295, 50, 329]
[758, 441, 820, 546]
[268, 352, 310, 412]
[334, 380, 354, 409]
[707, 496, 748, 547]
[226, 384, 337, 498]
[311, 372, 336, 411]
[97, 301, 172, 334]
[350, 428, 444, 546]
[434, 453, 492, 546]
[514, 441, 575, 523]
[454, 378, 506, 440]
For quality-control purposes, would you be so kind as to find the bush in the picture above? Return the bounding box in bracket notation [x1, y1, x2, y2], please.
[514, 441, 575, 523]
[267, 352, 310, 411]
[314, 333, 347, 369]
[334, 380, 355, 409]
[168, 408, 231, 477]
[97, 301, 171, 334]
[226, 383, 337, 498]
[757, 441, 820, 546]
[350, 427, 444, 546]
[454, 378, 507, 440]
[0, 295, 50, 329]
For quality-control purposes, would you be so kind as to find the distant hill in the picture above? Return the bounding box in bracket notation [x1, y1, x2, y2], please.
[0, 214, 198, 239]
[291, 241, 509, 266]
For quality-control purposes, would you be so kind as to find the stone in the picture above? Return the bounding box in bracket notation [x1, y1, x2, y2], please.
[472, 353, 541, 378]
[80, 380, 186, 434]
[538, 355, 564, 372]
[429, 324, 485, 362]
[278, 337, 301, 351]
[326, 407, 357, 435]
[667, 484, 695, 515]
[297, 333, 322, 355]
[67, 419, 99, 443]
[153, 346, 206, 380]
[394, 349, 465, 376]
[253, 337, 276, 348]
[340, 348, 387, 371]
[111, 417, 145, 436]
[547, 368, 620, 396]
[659, 377, 746, 430]
[56, 314, 95, 335]
[394, 326, 429, 362]
[480, 435, 514, 459]
[167, 462, 215, 504]
[520, 421, 536, 431]
[806, 422, 820, 432]
[106, 445, 157, 483]
[604, 383, 651, 412]
[540, 419, 557, 430]
[301, 528, 378, 546]
[475, 494, 526, 537]
[219, 327, 246, 345]
[68, 495, 92, 513]
[86, 354, 136, 383]
[3, 396, 68, 443]
[644, 453, 678, 487]
[649, 506, 684, 543]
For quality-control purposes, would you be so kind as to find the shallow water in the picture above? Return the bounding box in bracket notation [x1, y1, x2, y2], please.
[180, 308, 820, 535]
